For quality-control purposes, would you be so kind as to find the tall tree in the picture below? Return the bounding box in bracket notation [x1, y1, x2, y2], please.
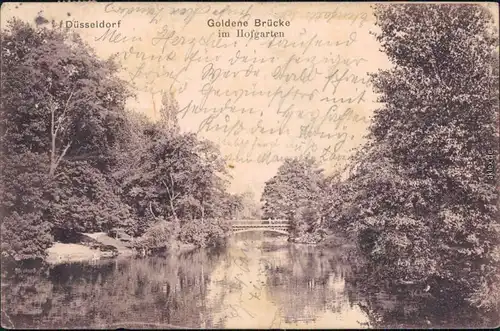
[1, 18, 133, 257]
[2, 19, 131, 173]
[238, 190, 262, 220]
[347, 3, 499, 314]
[261, 157, 325, 223]
[119, 120, 230, 234]
[156, 91, 180, 134]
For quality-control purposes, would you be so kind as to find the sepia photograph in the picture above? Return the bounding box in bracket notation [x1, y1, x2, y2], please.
[0, 1, 499, 329]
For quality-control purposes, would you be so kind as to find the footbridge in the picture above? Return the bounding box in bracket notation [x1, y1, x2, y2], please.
[231, 219, 290, 235]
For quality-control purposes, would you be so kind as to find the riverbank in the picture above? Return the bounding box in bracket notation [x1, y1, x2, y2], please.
[45, 242, 127, 264]
[46, 232, 133, 264]
[290, 232, 356, 249]
[45, 230, 353, 265]
[45, 232, 199, 264]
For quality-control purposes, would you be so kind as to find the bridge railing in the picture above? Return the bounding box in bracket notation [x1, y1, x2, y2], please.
[232, 225, 289, 228]
[231, 219, 289, 225]
[231, 223, 290, 229]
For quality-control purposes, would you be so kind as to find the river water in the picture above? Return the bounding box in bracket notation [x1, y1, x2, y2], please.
[0, 232, 489, 329]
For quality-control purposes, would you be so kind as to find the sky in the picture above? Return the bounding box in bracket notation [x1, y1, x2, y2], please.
[2, 2, 497, 198]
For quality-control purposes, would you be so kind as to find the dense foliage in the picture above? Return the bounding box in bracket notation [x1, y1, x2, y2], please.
[0, 153, 54, 260]
[261, 3, 499, 325]
[261, 157, 325, 241]
[236, 191, 262, 220]
[1, 19, 132, 258]
[178, 219, 231, 248]
[2, 4, 499, 326]
[350, 3, 499, 316]
[0, 18, 245, 261]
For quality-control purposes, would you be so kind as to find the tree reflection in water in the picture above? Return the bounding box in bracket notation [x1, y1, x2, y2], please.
[1, 260, 53, 328]
[343, 258, 498, 329]
[1, 239, 495, 329]
[1, 249, 226, 329]
[262, 243, 363, 325]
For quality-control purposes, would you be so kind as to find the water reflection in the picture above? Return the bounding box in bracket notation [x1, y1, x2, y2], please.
[204, 239, 369, 328]
[1, 232, 489, 329]
[2, 250, 224, 329]
[346, 264, 497, 329]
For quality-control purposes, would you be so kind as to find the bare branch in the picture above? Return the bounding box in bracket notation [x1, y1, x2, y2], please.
[149, 201, 158, 219]
[62, 89, 75, 117]
[49, 103, 57, 176]
[50, 103, 56, 135]
[162, 180, 171, 198]
[54, 89, 75, 136]
[50, 140, 72, 177]
[162, 178, 179, 221]
[56, 140, 72, 166]
[49, 89, 75, 177]
[53, 172, 66, 180]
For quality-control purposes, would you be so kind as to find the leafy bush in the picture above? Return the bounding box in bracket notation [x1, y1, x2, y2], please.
[290, 205, 320, 238]
[0, 18, 245, 261]
[132, 219, 179, 253]
[0, 152, 53, 261]
[1, 213, 53, 261]
[291, 232, 323, 245]
[178, 219, 230, 248]
[318, 233, 353, 248]
[49, 161, 133, 235]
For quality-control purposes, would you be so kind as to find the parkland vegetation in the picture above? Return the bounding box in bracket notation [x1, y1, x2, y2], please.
[1, 3, 498, 327]
[0, 18, 261, 261]
[261, 4, 499, 326]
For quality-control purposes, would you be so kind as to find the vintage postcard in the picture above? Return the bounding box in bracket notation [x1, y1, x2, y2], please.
[1, 1, 498, 329]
